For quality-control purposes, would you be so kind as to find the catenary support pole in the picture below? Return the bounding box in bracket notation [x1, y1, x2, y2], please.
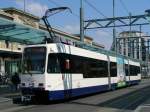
[80, 0, 84, 42]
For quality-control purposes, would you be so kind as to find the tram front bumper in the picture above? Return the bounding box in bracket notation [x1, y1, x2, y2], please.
[21, 87, 49, 101]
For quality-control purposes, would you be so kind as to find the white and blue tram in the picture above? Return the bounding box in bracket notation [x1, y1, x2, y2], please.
[20, 43, 141, 101]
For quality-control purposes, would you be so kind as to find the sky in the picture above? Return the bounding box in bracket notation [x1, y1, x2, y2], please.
[0, 0, 150, 49]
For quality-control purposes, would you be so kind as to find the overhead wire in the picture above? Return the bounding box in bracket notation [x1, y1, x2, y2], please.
[84, 0, 117, 37]
[84, 0, 107, 19]
[119, 0, 133, 33]
[119, 0, 130, 14]
[48, 0, 127, 38]
[84, 0, 135, 49]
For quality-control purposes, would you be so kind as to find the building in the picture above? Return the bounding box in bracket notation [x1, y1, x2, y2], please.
[73, 34, 105, 49]
[113, 31, 149, 77]
[0, 7, 105, 75]
[118, 31, 147, 61]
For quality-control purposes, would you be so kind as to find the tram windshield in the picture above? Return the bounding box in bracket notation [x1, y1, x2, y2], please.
[23, 47, 46, 74]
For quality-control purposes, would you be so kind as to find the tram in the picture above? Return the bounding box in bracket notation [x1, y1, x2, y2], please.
[20, 43, 141, 101]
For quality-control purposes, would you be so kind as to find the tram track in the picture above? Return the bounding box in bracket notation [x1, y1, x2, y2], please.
[69, 83, 150, 111]
[92, 85, 150, 110]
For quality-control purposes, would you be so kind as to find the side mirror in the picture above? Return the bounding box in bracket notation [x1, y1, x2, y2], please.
[65, 59, 70, 70]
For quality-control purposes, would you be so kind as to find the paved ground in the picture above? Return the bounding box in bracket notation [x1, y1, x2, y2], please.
[0, 85, 11, 95]
[0, 79, 150, 112]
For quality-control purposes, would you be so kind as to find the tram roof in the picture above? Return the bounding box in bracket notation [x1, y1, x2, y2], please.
[0, 17, 48, 44]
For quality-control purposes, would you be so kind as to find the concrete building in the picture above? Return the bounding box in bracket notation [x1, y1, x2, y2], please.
[73, 34, 105, 49]
[0, 7, 105, 75]
[113, 31, 149, 77]
[118, 31, 147, 61]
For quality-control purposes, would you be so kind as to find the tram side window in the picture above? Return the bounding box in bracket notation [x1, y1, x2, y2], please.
[71, 55, 84, 74]
[58, 54, 75, 73]
[135, 66, 141, 75]
[85, 59, 108, 78]
[110, 62, 117, 77]
[47, 54, 61, 73]
[129, 65, 140, 76]
[125, 64, 129, 76]
[47, 53, 109, 78]
[137, 66, 141, 74]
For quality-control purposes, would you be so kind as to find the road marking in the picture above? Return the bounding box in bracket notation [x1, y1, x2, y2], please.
[1, 105, 35, 112]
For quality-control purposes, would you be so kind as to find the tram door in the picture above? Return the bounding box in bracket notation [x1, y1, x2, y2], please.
[117, 57, 126, 87]
[56, 44, 72, 99]
[62, 59, 72, 99]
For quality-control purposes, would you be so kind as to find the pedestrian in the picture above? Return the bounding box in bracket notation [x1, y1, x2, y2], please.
[11, 72, 20, 91]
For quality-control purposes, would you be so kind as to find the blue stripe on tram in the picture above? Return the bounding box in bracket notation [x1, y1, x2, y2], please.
[48, 80, 141, 100]
[49, 84, 111, 100]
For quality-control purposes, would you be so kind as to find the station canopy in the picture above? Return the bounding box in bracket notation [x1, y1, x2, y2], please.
[0, 17, 48, 44]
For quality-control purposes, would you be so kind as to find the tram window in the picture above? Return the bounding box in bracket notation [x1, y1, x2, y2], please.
[86, 60, 108, 78]
[69, 54, 108, 78]
[110, 62, 117, 77]
[129, 65, 140, 76]
[135, 66, 141, 75]
[137, 66, 141, 74]
[48, 53, 73, 73]
[23, 47, 46, 74]
[47, 53, 109, 78]
[125, 64, 129, 76]
[47, 54, 61, 73]
[58, 54, 72, 73]
[71, 56, 83, 73]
